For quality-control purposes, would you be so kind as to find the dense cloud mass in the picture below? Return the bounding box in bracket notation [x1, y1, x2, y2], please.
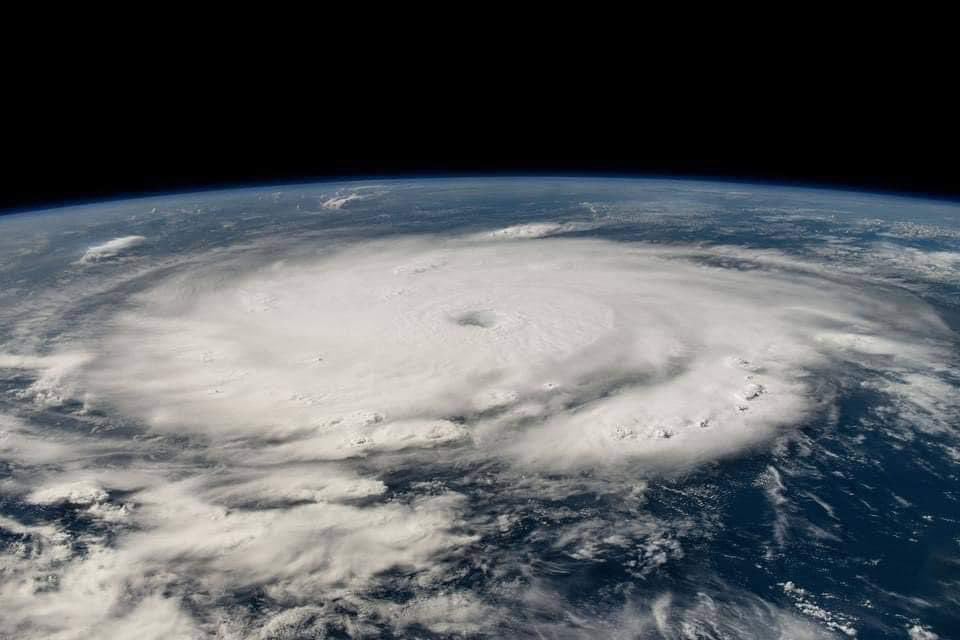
[68, 237, 955, 470]
[1, 181, 958, 639]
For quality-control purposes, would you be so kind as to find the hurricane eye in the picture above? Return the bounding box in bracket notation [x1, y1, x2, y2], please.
[452, 310, 498, 328]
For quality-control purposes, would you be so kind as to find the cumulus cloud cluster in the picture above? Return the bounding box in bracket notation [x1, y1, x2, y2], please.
[1, 226, 957, 637]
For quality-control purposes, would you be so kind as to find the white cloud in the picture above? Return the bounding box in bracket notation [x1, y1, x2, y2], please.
[60, 237, 954, 472]
[392, 592, 497, 635]
[870, 244, 960, 282]
[0, 351, 90, 408]
[2, 227, 957, 637]
[0, 473, 473, 638]
[256, 606, 330, 639]
[0, 414, 77, 465]
[504, 587, 834, 639]
[88, 596, 201, 640]
[781, 581, 858, 636]
[807, 241, 960, 288]
[200, 465, 386, 507]
[477, 222, 595, 239]
[28, 480, 109, 506]
[79, 235, 147, 263]
[320, 193, 364, 210]
[908, 624, 940, 639]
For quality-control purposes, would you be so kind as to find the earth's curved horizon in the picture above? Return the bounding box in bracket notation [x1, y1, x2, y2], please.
[0, 177, 958, 639]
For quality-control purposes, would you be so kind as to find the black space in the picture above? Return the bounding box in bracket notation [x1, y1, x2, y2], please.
[4, 69, 958, 214]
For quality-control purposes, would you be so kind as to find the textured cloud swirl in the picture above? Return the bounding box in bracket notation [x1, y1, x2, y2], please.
[80, 236, 952, 466]
[1, 213, 957, 638]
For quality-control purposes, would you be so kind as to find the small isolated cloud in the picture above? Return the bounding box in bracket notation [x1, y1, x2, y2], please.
[908, 624, 940, 640]
[478, 222, 594, 240]
[79, 235, 146, 263]
[320, 193, 364, 210]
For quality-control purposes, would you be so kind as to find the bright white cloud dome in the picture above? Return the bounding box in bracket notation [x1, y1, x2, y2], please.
[74, 235, 951, 470]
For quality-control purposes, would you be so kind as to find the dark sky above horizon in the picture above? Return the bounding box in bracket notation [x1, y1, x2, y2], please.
[6, 20, 957, 215]
[5, 86, 957, 214]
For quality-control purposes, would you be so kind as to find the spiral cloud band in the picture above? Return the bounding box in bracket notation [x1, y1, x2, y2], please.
[79, 235, 952, 470]
[2, 217, 957, 639]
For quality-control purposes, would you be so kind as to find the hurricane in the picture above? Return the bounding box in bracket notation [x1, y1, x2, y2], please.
[1, 178, 958, 639]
